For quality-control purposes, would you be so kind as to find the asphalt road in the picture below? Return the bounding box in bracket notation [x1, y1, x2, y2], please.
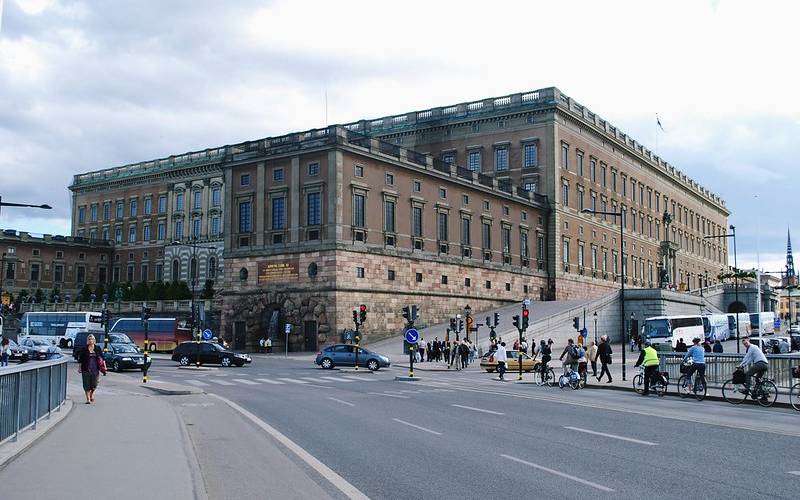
[126, 356, 800, 499]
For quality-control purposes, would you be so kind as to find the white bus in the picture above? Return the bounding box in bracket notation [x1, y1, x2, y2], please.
[703, 314, 732, 342]
[749, 312, 775, 336]
[643, 315, 704, 350]
[19, 311, 104, 347]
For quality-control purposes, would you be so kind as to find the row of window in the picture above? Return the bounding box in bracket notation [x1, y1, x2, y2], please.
[6, 262, 88, 284]
[239, 162, 321, 188]
[77, 188, 222, 224]
[561, 181, 726, 264]
[77, 216, 221, 243]
[438, 142, 538, 172]
[560, 142, 723, 237]
[238, 192, 321, 233]
[358, 266, 535, 293]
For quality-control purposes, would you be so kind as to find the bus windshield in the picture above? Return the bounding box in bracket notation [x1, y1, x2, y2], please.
[644, 319, 671, 338]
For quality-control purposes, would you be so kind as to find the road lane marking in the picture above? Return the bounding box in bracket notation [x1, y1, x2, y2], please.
[301, 377, 329, 383]
[340, 376, 377, 381]
[207, 379, 235, 386]
[563, 426, 658, 446]
[209, 394, 369, 500]
[787, 471, 800, 476]
[328, 397, 355, 407]
[500, 454, 614, 492]
[392, 418, 442, 435]
[368, 392, 409, 399]
[185, 380, 210, 387]
[278, 378, 309, 384]
[232, 378, 260, 385]
[451, 404, 505, 415]
[255, 378, 285, 385]
[320, 376, 354, 382]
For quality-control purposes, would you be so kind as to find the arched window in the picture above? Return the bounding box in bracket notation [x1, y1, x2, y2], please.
[208, 257, 217, 279]
[172, 259, 180, 281]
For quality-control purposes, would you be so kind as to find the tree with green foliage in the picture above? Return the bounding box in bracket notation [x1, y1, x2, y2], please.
[34, 288, 44, 303]
[200, 280, 215, 299]
[148, 281, 166, 301]
[133, 281, 150, 301]
[122, 282, 134, 301]
[78, 284, 93, 302]
[94, 283, 106, 301]
[177, 281, 192, 299]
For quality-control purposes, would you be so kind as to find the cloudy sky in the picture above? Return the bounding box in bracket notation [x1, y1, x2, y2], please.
[1, 0, 798, 276]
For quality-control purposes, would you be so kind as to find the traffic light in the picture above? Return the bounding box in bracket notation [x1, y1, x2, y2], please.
[512, 315, 520, 330]
[142, 306, 151, 322]
[522, 307, 529, 330]
[103, 309, 112, 327]
[352, 310, 358, 323]
[359, 304, 367, 324]
[402, 306, 411, 323]
[494, 313, 500, 327]
[573, 317, 580, 331]
[458, 319, 464, 332]
[450, 317, 457, 331]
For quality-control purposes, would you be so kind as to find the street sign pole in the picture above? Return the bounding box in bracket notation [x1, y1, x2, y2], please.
[404, 328, 419, 378]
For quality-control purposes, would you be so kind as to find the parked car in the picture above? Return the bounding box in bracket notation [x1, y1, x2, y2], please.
[6, 338, 30, 363]
[315, 344, 390, 371]
[480, 350, 539, 373]
[18, 338, 62, 360]
[72, 332, 137, 360]
[171, 341, 252, 367]
[104, 343, 152, 372]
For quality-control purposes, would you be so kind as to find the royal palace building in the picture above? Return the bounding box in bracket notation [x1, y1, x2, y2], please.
[70, 87, 730, 351]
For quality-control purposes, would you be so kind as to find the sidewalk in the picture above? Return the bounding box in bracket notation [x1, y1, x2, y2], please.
[0, 369, 342, 500]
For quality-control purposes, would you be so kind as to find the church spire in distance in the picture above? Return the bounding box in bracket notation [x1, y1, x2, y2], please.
[786, 228, 796, 286]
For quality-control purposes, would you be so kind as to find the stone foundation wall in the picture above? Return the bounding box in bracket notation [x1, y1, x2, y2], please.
[554, 273, 619, 300]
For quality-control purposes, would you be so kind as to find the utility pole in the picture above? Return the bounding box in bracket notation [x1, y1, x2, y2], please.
[142, 303, 151, 383]
[352, 305, 366, 370]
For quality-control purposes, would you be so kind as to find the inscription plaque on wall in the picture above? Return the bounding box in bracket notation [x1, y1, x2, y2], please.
[258, 259, 300, 283]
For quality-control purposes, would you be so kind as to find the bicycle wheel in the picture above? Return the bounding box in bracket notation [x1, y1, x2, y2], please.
[756, 380, 777, 407]
[694, 377, 707, 402]
[722, 379, 747, 404]
[559, 375, 569, 389]
[655, 378, 667, 397]
[632, 374, 644, 395]
[790, 383, 800, 412]
[677, 375, 689, 399]
[578, 371, 587, 389]
[541, 368, 555, 387]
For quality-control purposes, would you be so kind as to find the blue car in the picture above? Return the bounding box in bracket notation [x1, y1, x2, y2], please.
[315, 344, 390, 371]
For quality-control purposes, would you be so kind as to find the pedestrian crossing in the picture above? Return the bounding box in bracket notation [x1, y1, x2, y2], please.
[155, 373, 394, 388]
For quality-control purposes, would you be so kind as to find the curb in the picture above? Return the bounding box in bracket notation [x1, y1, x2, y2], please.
[178, 366, 218, 371]
[395, 376, 421, 381]
[141, 383, 204, 396]
[0, 399, 74, 469]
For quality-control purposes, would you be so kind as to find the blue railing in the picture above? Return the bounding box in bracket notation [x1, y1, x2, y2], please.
[0, 357, 68, 444]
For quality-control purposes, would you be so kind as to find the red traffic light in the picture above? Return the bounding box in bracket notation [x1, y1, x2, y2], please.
[522, 309, 529, 318]
[359, 304, 367, 312]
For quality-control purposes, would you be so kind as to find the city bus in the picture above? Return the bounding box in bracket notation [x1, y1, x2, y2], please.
[642, 315, 704, 351]
[18, 311, 104, 347]
[749, 312, 775, 336]
[109, 317, 192, 352]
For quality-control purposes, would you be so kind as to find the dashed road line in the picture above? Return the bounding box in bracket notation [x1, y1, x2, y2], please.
[451, 404, 504, 415]
[392, 418, 442, 435]
[368, 392, 409, 399]
[328, 397, 356, 407]
[501, 454, 614, 492]
[564, 426, 658, 446]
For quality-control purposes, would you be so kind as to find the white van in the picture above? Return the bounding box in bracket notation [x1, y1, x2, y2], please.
[643, 315, 704, 350]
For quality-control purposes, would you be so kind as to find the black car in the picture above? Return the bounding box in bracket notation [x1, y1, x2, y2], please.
[103, 343, 152, 372]
[73, 332, 137, 360]
[171, 341, 252, 367]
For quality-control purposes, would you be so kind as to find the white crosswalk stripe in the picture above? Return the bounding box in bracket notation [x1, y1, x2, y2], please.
[319, 376, 354, 382]
[277, 378, 309, 384]
[340, 376, 377, 382]
[186, 380, 210, 387]
[232, 379, 260, 385]
[206, 379, 236, 386]
[300, 377, 330, 383]
[256, 378, 285, 385]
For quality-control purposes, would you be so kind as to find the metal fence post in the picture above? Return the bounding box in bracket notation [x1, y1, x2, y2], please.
[32, 368, 39, 431]
[14, 371, 22, 442]
[47, 365, 53, 419]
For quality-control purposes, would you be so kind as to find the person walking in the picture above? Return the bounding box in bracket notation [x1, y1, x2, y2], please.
[495, 341, 508, 380]
[712, 340, 723, 353]
[634, 341, 660, 396]
[587, 340, 598, 377]
[76, 334, 107, 404]
[595, 335, 613, 383]
[1, 337, 10, 367]
[675, 338, 688, 353]
[418, 338, 426, 363]
[444, 341, 451, 365]
[459, 340, 469, 369]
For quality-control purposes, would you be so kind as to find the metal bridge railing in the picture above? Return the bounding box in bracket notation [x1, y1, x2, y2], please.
[659, 353, 800, 389]
[0, 357, 69, 444]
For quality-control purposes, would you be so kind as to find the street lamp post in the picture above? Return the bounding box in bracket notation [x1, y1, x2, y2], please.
[704, 225, 741, 352]
[582, 208, 627, 380]
[0, 197, 52, 219]
[593, 311, 598, 345]
[464, 304, 472, 343]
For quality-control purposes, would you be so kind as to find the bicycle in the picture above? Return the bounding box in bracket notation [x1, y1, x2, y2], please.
[677, 368, 707, 401]
[538, 363, 556, 387]
[632, 366, 667, 396]
[722, 369, 777, 407]
[788, 366, 800, 412]
[559, 366, 581, 390]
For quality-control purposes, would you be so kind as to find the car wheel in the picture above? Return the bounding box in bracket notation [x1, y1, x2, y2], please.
[149, 343, 157, 353]
[113, 360, 121, 372]
[367, 359, 379, 371]
[221, 357, 232, 367]
[179, 356, 190, 366]
[485, 368, 495, 373]
[320, 358, 334, 369]
[66, 339, 73, 348]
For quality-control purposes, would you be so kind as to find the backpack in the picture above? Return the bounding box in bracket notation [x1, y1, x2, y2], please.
[576, 347, 585, 359]
[569, 345, 579, 359]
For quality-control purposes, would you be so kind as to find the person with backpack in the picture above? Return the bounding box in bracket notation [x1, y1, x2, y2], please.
[595, 335, 613, 383]
[559, 338, 579, 376]
[576, 343, 588, 382]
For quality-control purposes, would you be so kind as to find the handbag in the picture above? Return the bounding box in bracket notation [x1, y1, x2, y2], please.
[98, 356, 107, 374]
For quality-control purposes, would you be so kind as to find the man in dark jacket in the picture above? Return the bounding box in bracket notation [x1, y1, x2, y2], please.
[595, 335, 613, 383]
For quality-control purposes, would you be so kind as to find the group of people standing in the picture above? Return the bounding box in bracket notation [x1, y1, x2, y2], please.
[416, 337, 477, 369]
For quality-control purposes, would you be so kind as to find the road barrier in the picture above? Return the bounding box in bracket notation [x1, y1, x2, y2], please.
[0, 357, 69, 444]
[659, 353, 800, 389]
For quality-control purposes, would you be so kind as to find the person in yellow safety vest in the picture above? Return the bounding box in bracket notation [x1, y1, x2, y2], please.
[634, 341, 660, 396]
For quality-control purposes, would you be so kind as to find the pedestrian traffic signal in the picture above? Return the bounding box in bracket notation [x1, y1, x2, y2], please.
[573, 317, 580, 330]
[352, 310, 358, 323]
[522, 307, 529, 330]
[494, 313, 500, 327]
[402, 306, 411, 322]
[359, 304, 367, 324]
[513, 315, 520, 330]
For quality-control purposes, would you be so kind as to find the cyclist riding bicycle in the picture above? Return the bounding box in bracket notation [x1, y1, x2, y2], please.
[539, 339, 553, 380]
[559, 338, 579, 376]
[634, 341, 660, 395]
[738, 337, 768, 392]
[682, 337, 706, 391]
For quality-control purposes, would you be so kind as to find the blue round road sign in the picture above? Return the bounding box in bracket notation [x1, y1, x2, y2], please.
[404, 328, 419, 344]
[202, 329, 213, 340]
